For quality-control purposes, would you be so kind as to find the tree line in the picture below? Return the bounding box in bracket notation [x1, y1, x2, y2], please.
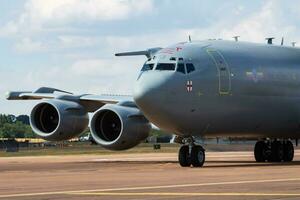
[0, 114, 35, 138]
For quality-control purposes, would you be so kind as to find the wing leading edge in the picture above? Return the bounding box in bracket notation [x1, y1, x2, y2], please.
[6, 87, 134, 112]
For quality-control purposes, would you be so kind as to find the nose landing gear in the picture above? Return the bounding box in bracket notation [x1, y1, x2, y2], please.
[178, 137, 205, 167]
[254, 140, 294, 162]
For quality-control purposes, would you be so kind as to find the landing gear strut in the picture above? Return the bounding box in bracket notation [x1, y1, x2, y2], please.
[178, 138, 205, 167]
[254, 140, 294, 162]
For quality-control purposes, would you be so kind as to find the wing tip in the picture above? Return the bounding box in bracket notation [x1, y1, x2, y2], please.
[5, 91, 30, 100]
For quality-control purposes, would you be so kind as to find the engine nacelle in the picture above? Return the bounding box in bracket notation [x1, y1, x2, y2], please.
[30, 99, 89, 141]
[90, 104, 151, 150]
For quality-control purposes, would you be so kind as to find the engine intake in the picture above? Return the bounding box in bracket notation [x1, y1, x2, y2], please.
[90, 104, 151, 150]
[94, 110, 121, 142]
[34, 103, 59, 133]
[30, 99, 89, 141]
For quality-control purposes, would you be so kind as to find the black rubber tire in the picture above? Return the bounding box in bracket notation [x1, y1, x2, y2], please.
[254, 141, 267, 162]
[178, 145, 191, 167]
[191, 146, 205, 167]
[270, 141, 284, 162]
[283, 141, 294, 162]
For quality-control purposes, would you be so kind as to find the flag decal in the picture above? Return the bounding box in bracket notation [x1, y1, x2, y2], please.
[187, 81, 193, 92]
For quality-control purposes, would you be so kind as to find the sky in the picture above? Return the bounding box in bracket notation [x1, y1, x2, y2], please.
[1, 0, 300, 115]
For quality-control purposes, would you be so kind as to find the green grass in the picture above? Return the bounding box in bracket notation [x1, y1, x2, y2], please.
[0, 142, 266, 157]
[0, 143, 180, 157]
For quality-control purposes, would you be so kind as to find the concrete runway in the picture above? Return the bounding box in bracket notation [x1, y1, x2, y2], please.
[1, 151, 300, 200]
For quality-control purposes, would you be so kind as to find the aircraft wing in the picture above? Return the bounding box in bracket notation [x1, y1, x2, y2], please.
[80, 94, 133, 104]
[6, 87, 72, 100]
[6, 87, 134, 112]
[6, 92, 56, 100]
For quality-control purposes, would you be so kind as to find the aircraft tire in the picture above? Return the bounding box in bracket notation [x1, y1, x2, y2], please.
[254, 141, 267, 162]
[191, 146, 205, 167]
[270, 141, 284, 162]
[178, 145, 191, 167]
[283, 140, 294, 162]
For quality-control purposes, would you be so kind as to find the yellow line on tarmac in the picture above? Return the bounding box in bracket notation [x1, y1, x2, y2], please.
[70, 192, 300, 197]
[1, 178, 300, 198]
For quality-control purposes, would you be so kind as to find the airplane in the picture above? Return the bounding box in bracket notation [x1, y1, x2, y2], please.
[6, 38, 300, 167]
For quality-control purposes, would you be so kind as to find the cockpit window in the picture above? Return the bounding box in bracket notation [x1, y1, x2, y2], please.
[186, 63, 195, 73]
[156, 63, 176, 71]
[141, 63, 154, 71]
[176, 63, 185, 74]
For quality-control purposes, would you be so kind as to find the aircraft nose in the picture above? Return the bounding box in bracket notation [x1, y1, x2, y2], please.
[133, 77, 156, 107]
[133, 72, 171, 109]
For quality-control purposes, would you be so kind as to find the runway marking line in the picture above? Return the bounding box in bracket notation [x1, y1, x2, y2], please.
[1, 178, 300, 198]
[69, 192, 300, 197]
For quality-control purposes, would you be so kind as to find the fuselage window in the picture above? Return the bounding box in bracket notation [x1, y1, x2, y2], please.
[176, 63, 185, 74]
[156, 63, 176, 71]
[186, 63, 195, 73]
[141, 63, 154, 71]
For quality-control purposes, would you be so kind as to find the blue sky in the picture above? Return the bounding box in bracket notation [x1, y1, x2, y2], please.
[1, 0, 300, 114]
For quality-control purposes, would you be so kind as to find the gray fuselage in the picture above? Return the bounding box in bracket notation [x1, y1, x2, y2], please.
[134, 40, 300, 139]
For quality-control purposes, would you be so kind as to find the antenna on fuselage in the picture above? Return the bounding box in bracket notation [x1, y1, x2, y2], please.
[233, 36, 240, 42]
[281, 37, 284, 46]
[265, 37, 275, 45]
[292, 42, 297, 47]
[188, 35, 192, 42]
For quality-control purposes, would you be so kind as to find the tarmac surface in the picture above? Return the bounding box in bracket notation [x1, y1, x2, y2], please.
[1, 150, 300, 200]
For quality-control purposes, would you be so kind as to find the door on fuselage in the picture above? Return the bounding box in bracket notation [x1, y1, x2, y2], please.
[207, 49, 231, 95]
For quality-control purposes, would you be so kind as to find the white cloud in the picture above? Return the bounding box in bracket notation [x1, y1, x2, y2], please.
[71, 58, 133, 77]
[219, 1, 299, 43]
[1, 56, 144, 95]
[11, 0, 300, 55]
[3, 0, 300, 115]
[0, 0, 153, 36]
[68, 56, 147, 94]
[234, 5, 244, 15]
[13, 37, 45, 53]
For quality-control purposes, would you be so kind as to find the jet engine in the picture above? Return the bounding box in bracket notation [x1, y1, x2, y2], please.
[30, 99, 89, 141]
[90, 104, 151, 150]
